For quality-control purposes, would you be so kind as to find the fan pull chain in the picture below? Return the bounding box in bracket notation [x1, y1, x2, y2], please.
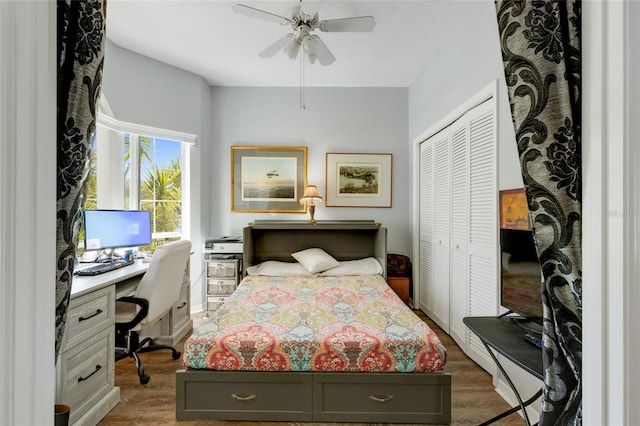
[299, 51, 305, 110]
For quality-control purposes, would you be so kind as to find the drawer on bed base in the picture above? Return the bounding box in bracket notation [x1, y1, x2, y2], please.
[312, 372, 452, 424]
[176, 370, 313, 421]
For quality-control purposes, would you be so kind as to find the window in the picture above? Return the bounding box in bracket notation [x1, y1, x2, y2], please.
[125, 134, 184, 239]
[87, 104, 196, 251]
[85, 134, 98, 210]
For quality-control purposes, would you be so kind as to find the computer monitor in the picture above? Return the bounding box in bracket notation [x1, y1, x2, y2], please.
[84, 209, 152, 254]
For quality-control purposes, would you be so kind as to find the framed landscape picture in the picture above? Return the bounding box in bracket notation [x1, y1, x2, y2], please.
[325, 152, 392, 207]
[231, 146, 307, 213]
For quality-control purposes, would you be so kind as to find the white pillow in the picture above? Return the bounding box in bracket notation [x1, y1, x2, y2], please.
[291, 248, 340, 274]
[319, 257, 383, 276]
[246, 260, 312, 276]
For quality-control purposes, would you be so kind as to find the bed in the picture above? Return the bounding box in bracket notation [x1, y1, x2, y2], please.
[176, 220, 451, 423]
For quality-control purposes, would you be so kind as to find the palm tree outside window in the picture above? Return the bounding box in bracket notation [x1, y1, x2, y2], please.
[83, 123, 191, 254]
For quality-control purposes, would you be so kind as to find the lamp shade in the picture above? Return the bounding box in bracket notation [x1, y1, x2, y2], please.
[299, 185, 323, 205]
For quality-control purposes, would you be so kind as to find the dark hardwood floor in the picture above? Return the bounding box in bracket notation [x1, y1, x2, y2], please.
[99, 311, 526, 426]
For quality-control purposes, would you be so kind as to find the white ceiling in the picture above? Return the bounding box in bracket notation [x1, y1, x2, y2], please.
[105, 0, 479, 88]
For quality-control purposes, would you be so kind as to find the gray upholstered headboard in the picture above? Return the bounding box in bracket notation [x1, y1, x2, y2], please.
[242, 220, 387, 277]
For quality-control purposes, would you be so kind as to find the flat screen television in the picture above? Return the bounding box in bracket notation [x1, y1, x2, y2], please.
[83, 209, 152, 253]
[500, 229, 543, 319]
[499, 189, 543, 321]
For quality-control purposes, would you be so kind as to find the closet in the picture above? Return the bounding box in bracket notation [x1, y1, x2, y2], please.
[417, 96, 497, 373]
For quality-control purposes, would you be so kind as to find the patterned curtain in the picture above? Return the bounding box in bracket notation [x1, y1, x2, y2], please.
[495, 1, 582, 424]
[56, 0, 106, 361]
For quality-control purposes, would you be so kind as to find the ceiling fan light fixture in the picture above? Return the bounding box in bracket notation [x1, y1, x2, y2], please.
[305, 51, 317, 64]
[284, 38, 300, 59]
[302, 35, 317, 54]
[233, 2, 376, 107]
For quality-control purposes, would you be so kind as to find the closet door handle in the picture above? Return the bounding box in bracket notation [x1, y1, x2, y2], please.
[79, 309, 102, 322]
[369, 394, 394, 403]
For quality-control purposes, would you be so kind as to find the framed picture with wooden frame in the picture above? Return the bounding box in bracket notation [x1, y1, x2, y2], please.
[231, 146, 307, 213]
[499, 188, 532, 230]
[325, 152, 392, 207]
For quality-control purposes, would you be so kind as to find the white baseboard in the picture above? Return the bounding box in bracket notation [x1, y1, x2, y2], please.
[495, 378, 541, 424]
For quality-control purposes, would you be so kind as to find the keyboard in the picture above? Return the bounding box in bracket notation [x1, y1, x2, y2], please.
[74, 260, 135, 276]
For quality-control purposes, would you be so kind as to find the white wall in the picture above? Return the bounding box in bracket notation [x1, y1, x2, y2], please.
[627, 3, 640, 422]
[1, 1, 56, 425]
[583, 1, 639, 423]
[101, 40, 210, 310]
[407, 1, 540, 420]
[409, 1, 521, 191]
[102, 40, 203, 135]
[208, 86, 411, 255]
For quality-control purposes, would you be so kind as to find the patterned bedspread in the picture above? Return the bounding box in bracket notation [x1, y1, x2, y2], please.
[183, 275, 447, 373]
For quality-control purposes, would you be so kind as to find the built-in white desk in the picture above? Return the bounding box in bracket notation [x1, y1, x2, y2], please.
[57, 260, 148, 426]
[58, 258, 192, 426]
[72, 260, 149, 299]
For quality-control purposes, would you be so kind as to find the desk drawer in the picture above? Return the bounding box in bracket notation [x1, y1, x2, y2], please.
[56, 326, 115, 425]
[183, 260, 190, 282]
[61, 285, 114, 352]
[172, 282, 190, 332]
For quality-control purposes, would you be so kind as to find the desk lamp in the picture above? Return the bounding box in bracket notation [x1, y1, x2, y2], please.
[299, 185, 323, 224]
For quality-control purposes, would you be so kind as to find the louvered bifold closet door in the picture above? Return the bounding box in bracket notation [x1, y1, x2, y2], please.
[418, 127, 449, 324]
[431, 130, 451, 332]
[448, 116, 469, 351]
[466, 98, 498, 373]
[418, 140, 435, 315]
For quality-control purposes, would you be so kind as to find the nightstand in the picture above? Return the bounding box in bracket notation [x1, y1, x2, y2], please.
[387, 276, 409, 305]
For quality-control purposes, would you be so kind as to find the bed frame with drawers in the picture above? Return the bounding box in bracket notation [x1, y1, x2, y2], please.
[176, 220, 451, 423]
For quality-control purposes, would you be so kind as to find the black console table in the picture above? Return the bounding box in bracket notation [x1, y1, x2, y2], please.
[463, 316, 543, 426]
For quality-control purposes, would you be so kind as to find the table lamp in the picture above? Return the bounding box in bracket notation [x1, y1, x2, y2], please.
[299, 185, 323, 223]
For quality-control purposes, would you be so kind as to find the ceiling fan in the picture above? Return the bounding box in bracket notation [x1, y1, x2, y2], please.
[232, 1, 376, 66]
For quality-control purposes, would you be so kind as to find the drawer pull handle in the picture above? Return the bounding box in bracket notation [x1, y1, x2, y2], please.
[176, 302, 187, 310]
[231, 393, 256, 401]
[79, 309, 102, 322]
[369, 394, 394, 403]
[78, 364, 102, 383]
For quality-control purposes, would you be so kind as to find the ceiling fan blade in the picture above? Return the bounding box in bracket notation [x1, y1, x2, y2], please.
[232, 4, 290, 25]
[312, 36, 336, 66]
[258, 34, 293, 58]
[319, 16, 376, 32]
[288, 5, 302, 20]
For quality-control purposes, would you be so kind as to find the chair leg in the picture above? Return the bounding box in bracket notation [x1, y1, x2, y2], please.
[115, 330, 181, 384]
[139, 337, 153, 348]
[137, 341, 182, 360]
[131, 351, 150, 385]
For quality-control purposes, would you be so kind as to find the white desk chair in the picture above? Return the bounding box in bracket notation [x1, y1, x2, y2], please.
[114, 239, 191, 384]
